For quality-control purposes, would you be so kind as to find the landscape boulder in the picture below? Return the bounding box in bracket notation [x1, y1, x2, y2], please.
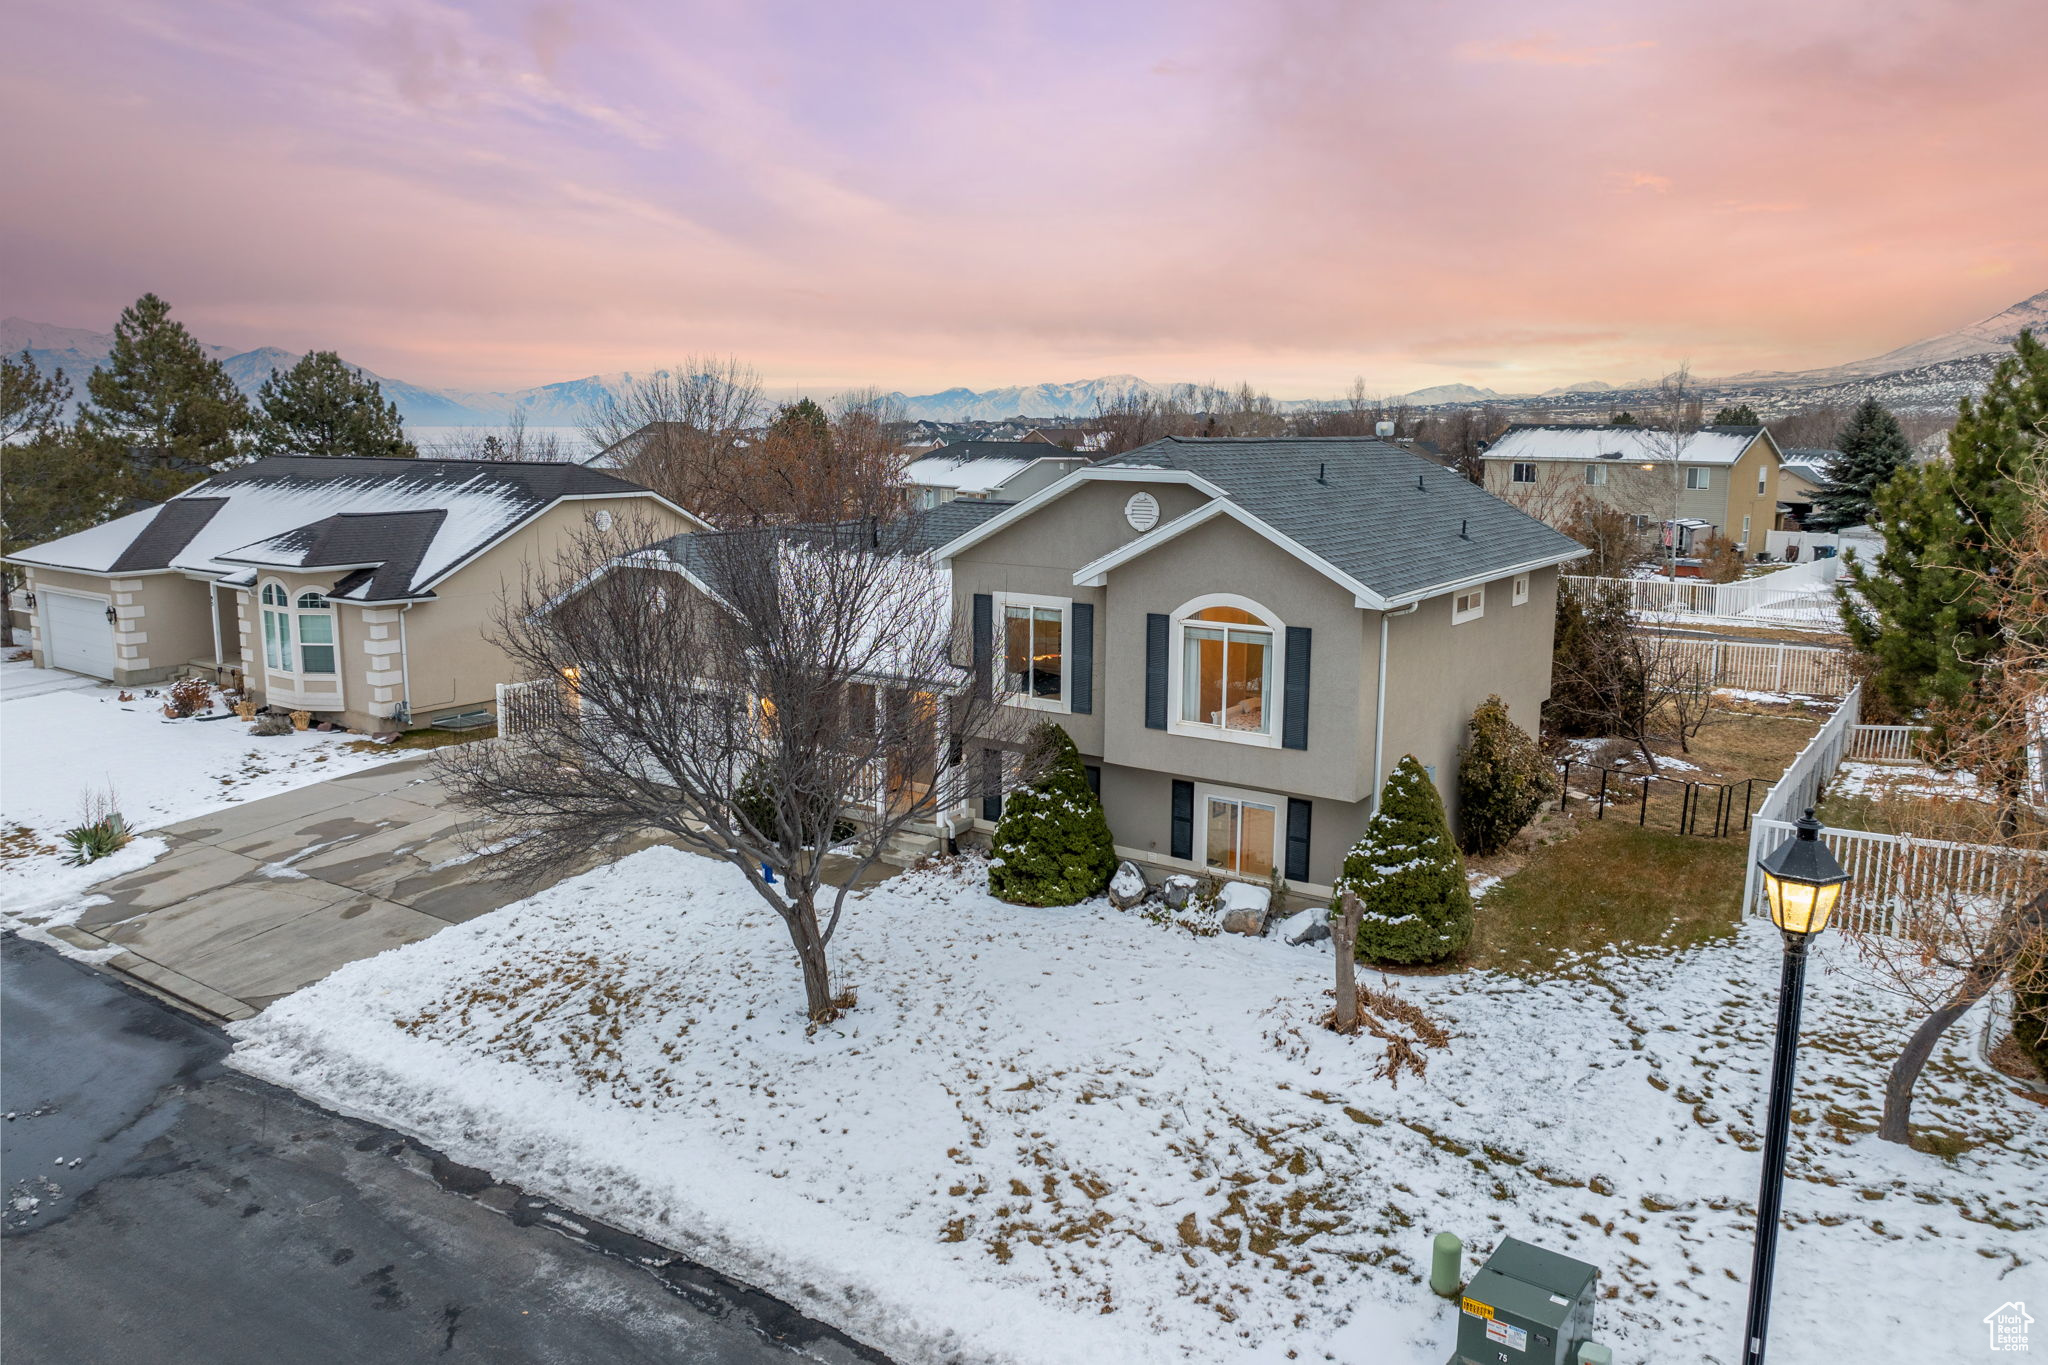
[1218, 881, 1271, 936]
[1107, 860, 1151, 909]
[1160, 873, 1200, 909]
[1274, 906, 1331, 947]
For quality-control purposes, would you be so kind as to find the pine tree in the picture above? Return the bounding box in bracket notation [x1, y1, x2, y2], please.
[1544, 578, 1644, 738]
[1808, 397, 1911, 532]
[987, 723, 1116, 906]
[77, 294, 251, 503]
[1457, 695, 1549, 855]
[253, 350, 416, 458]
[1609, 410, 1637, 426]
[770, 398, 833, 455]
[1336, 755, 1472, 965]
[1710, 404, 1760, 426]
[1842, 332, 2046, 710]
[2, 350, 72, 441]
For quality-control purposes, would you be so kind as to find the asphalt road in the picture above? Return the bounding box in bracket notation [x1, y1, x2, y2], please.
[1, 934, 884, 1365]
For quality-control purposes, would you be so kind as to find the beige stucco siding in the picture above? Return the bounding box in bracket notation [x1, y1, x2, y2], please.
[1722, 438, 1781, 550]
[22, 566, 214, 684]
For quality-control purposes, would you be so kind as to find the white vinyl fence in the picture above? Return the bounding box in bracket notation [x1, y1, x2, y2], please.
[496, 678, 572, 738]
[1655, 637, 1854, 697]
[1846, 723, 1933, 763]
[1742, 682, 2024, 937]
[1566, 567, 1843, 630]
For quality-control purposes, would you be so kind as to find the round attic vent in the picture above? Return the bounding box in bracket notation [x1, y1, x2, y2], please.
[1124, 492, 1160, 531]
[592, 508, 615, 531]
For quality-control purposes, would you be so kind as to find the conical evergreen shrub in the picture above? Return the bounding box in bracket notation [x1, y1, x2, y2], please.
[1457, 695, 1550, 855]
[988, 724, 1116, 906]
[1336, 755, 1472, 965]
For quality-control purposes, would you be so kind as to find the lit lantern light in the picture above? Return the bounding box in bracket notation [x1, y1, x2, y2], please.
[1756, 808, 1851, 938]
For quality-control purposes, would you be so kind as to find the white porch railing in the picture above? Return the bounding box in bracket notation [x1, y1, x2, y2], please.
[495, 678, 572, 737]
[1846, 723, 1932, 763]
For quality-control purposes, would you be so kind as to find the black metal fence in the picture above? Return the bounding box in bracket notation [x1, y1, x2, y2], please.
[1556, 759, 1757, 838]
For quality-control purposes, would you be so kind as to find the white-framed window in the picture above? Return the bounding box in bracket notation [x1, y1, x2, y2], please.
[1756, 466, 1768, 495]
[260, 581, 338, 676]
[1452, 586, 1485, 624]
[1584, 464, 1608, 486]
[1170, 595, 1280, 744]
[1510, 462, 1537, 484]
[1686, 467, 1711, 491]
[995, 592, 1067, 711]
[1740, 515, 1751, 549]
[1198, 784, 1280, 879]
[1511, 574, 1529, 606]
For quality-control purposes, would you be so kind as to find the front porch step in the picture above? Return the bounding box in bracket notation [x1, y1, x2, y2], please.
[878, 832, 945, 867]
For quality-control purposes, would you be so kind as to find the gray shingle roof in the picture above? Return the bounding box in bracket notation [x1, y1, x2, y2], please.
[1098, 437, 1584, 601]
[106, 498, 227, 573]
[645, 501, 1014, 594]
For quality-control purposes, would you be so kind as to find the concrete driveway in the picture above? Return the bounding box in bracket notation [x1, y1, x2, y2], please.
[49, 756, 641, 1021]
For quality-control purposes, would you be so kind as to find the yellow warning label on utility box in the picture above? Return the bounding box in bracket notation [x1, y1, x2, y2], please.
[1461, 1298, 1493, 1320]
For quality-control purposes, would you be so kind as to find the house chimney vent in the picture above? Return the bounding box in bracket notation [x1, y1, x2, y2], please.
[1317, 461, 1327, 484]
[1459, 518, 1469, 540]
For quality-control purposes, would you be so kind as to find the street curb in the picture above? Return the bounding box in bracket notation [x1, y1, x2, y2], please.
[40, 923, 255, 1023]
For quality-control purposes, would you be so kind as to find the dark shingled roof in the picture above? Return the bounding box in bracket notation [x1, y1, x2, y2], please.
[913, 440, 1064, 465]
[224, 510, 451, 602]
[106, 497, 226, 573]
[1096, 437, 1585, 602]
[645, 501, 1014, 597]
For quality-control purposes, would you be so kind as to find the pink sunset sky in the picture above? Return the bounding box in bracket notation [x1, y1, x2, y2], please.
[5, 0, 2045, 398]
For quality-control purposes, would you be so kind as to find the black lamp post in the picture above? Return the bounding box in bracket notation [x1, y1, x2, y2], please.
[1740, 808, 1850, 1365]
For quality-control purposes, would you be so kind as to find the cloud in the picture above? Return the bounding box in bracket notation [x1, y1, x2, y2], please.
[1457, 33, 1657, 66]
[1613, 171, 1674, 193]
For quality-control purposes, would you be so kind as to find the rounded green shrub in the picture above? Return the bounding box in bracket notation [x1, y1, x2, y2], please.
[1336, 755, 1472, 965]
[988, 724, 1116, 906]
[1457, 694, 1550, 855]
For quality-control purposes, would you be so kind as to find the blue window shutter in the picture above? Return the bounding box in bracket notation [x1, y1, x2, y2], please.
[1282, 626, 1311, 750]
[1286, 798, 1312, 881]
[1070, 602, 1094, 714]
[980, 747, 1002, 821]
[1145, 613, 1169, 729]
[971, 593, 993, 697]
[1170, 779, 1194, 859]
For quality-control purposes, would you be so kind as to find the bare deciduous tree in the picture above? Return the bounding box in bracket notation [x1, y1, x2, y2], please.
[580, 356, 766, 521]
[1840, 464, 2048, 1142]
[420, 411, 568, 463]
[438, 508, 1035, 1021]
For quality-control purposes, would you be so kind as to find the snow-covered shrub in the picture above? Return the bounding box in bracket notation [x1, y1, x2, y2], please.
[250, 711, 295, 737]
[62, 788, 131, 866]
[988, 724, 1115, 906]
[1456, 694, 1550, 855]
[1335, 755, 1473, 965]
[732, 764, 854, 846]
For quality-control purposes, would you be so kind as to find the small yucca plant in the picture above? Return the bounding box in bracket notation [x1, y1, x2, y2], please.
[62, 787, 132, 866]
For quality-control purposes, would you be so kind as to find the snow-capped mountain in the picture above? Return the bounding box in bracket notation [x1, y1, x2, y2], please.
[8, 285, 2041, 430]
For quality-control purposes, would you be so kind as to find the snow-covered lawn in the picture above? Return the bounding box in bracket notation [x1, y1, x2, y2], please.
[231, 848, 2046, 1365]
[0, 663, 407, 920]
[1828, 758, 1983, 804]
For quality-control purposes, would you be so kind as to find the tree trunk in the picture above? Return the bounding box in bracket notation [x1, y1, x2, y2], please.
[1879, 975, 1992, 1144]
[1334, 892, 1360, 1032]
[782, 895, 836, 1021]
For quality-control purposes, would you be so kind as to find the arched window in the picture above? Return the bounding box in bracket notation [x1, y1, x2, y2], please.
[1176, 599, 1278, 737]
[260, 582, 292, 672]
[295, 592, 336, 674]
[259, 583, 337, 675]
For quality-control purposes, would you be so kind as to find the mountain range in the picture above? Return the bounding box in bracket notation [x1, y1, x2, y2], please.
[7, 287, 2041, 429]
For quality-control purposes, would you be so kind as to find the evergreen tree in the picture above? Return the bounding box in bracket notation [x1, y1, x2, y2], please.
[77, 294, 251, 503]
[1710, 404, 1760, 426]
[1457, 695, 1549, 855]
[987, 723, 1115, 906]
[253, 350, 416, 458]
[1544, 578, 1645, 738]
[1808, 397, 1911, 532]
[1842, 332, 2046, 710]
[770, 397, 833, 455]
[1608, 410, 1637, 426]
[1336, 756, 1472, 965]
[2, 350, 72, 441]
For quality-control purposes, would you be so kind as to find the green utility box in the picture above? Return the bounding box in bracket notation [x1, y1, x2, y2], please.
[1450, 1237, 1599, 1365]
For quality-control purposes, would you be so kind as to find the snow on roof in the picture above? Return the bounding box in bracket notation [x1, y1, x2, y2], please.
[9, 457, 653, 601]
[902, 442, 1082, 494]
[1486, 425, 1763, 467]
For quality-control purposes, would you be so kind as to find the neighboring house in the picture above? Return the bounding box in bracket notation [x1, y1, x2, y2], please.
[903, 441, 1090, 510]
[1019, 426, 1108, 452]
[1775, 447, 1837, 529]
[5, 457, 698, 732]
[1482, 423, 1785, 557]
[936, 436, 1584, 892]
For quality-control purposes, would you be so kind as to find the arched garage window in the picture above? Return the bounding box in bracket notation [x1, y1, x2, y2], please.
[260, 582, 337, 675]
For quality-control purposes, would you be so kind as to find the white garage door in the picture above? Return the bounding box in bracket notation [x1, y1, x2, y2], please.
[41, 591, 115, 679]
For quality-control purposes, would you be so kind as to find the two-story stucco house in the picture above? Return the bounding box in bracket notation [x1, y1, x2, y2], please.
[936, 436, 1584, 894]
[1481, 423, 1785, 557]
[6, 456, 697, 732]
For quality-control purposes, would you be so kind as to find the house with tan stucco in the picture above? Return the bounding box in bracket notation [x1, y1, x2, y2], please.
[5, 456, 698, 733]
[936, 436, 1585, 893]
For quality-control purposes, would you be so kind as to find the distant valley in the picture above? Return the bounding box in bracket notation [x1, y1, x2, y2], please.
[7, 287, 2041, 430]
